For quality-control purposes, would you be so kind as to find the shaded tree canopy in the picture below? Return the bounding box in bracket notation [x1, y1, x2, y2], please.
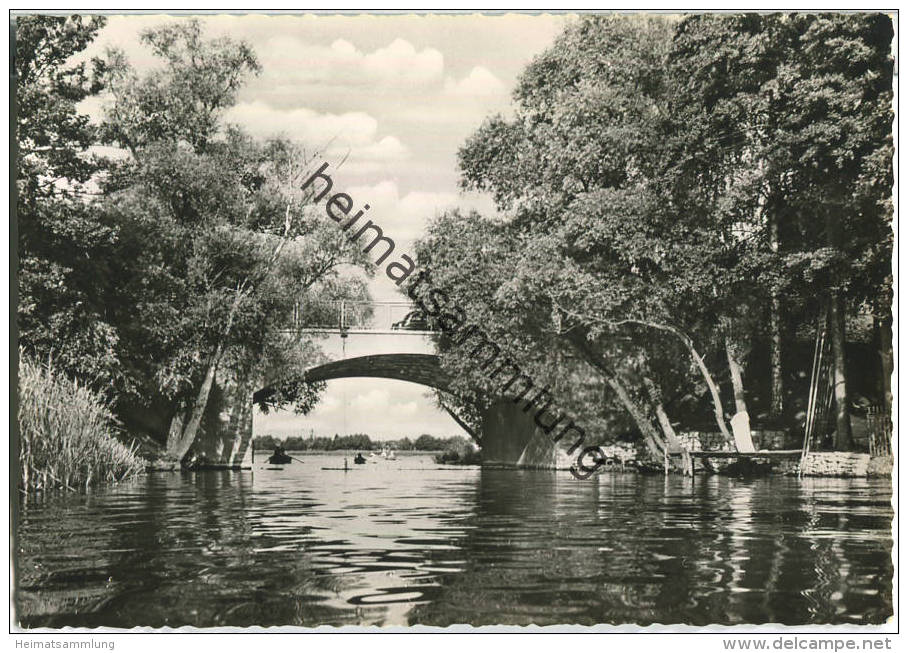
[416, 13, 893, 457]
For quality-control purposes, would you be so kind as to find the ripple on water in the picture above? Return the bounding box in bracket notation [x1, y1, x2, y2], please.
[14, 461, 893, 627]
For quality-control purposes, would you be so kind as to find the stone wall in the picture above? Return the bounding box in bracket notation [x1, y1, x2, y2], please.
[867, 455, 893, 477]
[478, 412, 890, 479]
[677, 429, 798, 452]
[751, 429, 796, 450]
[597, 441, 638, 465]
[799, 452, 871, 477]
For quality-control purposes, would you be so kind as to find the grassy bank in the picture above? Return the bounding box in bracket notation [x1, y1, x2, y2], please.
[18, 353, 145, 493]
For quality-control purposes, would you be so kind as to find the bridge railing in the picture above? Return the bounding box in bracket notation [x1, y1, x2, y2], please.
[292, 300, 433, 332]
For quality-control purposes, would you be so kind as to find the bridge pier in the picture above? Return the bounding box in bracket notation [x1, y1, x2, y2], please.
[481, 401, 573, 469]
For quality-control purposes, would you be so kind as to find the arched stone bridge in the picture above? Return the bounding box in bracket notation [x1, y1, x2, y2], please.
[198, 352, 567, 470]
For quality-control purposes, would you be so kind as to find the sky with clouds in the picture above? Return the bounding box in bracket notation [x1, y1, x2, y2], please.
[81, 13, 572, 440]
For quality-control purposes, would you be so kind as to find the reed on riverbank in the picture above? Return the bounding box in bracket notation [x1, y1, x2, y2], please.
[18, 352, 145, 492]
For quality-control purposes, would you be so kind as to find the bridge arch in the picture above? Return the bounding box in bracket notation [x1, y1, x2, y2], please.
[252, 353, 480, 440]
[253, 353, 452, 403]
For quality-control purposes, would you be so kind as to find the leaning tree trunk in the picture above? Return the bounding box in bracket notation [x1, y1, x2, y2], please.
[566, 333, 665, 459]
[828, 295, 853, 450]
[167, 279, 249, 464]
[642, 375, 681, 452]
[165, 342, 223, 463]
[604, 376, 666, 460]
[165, 411, 186, 455]
[725, 336, 750, 417]
[598, 318, 734, 445]
[225, 371, 256, 465]
[725, 333, 756, 453]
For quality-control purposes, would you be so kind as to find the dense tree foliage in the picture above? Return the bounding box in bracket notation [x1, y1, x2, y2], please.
[16, 16, 120, 382]
[415, 14, 893, 459]
[17, 14, 893, 469]
[16, 17, 374, 463]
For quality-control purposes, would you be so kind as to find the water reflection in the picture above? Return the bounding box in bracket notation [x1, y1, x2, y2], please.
[15, 456, 892, 627]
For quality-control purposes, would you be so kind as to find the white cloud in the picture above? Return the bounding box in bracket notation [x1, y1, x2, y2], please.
[223, 101, 409, 167]
[395, 401, 419, 417]
[362, 38, 444, 85]
[353, 135, 409, 161]
[392, 65, 512, 128]
[350, 388, 391, 411]
[225, 101, 378, 145]
[443, 66, 506, 97]
[345, 180, 462, 244]
[256, 36, 444, 88]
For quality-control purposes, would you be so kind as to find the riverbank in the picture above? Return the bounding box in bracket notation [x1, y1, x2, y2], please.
[17, 353, 145, 493]
[554, 437, 894, 479]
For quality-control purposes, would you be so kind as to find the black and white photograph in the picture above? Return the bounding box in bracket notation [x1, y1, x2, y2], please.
[9, 4, 898, 637]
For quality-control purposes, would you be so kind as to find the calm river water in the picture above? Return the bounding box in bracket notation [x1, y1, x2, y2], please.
[15, 453, 893, 628]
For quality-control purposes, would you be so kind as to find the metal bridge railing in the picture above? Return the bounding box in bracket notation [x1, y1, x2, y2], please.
[292, 300, 434, 333]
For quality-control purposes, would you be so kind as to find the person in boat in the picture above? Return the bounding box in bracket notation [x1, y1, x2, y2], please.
[269, 445, 292, 464]
[353, 452, 367, 464]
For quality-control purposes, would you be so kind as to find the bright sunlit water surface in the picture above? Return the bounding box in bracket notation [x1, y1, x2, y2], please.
[15, 453, 893, 627]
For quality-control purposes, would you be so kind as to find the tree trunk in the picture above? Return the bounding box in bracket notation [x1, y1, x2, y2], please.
[823, 189, 852, 451]
[226, 373, 255, 465]
[725, 336, 750, 415]
[216, 372, 252, 465]
[768, 207, 784, 419]
[828, 296, 853, 450]
[690, 345, 735, 446]
[168, 279, 248, 464]
[769, 295, 784, 418]
[604, 376, 665, 460]
[878, 316, 893, 410]
[165, 411, 186, 455]
[602, 319, 734, 445]
[725, 334, 757, 452]
[565, 333, 665, 459]
[166, 343, 223, 463]
[642, 375, 681, 451]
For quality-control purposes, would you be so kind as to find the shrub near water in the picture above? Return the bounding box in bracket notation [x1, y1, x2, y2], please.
[18, 353, 145, 492]
[435, 441, 481, 465]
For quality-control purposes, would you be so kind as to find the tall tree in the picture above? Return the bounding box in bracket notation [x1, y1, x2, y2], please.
[669, 13, 894, 447]
[97, 20, 373, 461]
[15, 15, 121, 383]
[456, 15, 746, 453]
